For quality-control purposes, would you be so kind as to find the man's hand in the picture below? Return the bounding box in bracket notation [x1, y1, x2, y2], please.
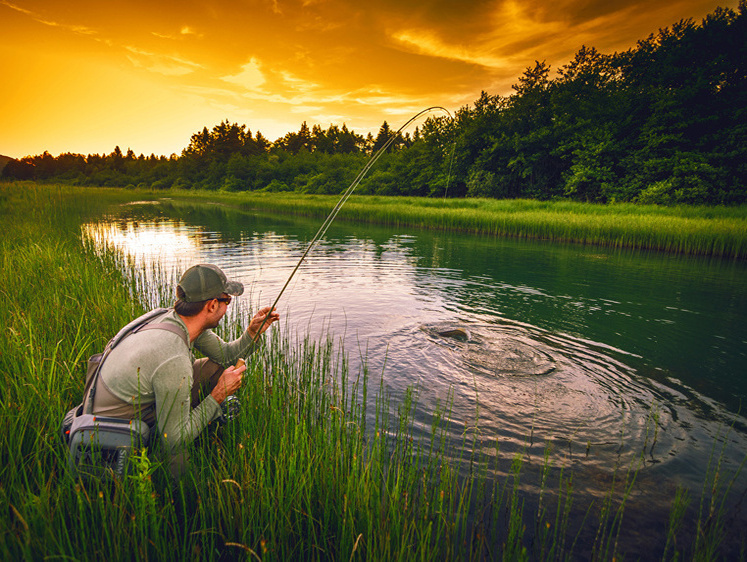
[247, 306, 280, 339]
[210, 362, 247, 404]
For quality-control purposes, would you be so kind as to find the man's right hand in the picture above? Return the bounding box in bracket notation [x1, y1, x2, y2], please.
[210, 363, 247, 404]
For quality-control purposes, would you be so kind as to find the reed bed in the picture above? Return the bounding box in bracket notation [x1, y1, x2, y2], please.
[1, 182, 743, 560]
[171, 191, 746, 259]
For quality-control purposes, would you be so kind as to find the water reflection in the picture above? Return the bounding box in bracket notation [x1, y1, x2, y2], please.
[83, 200, 747, 517]
[82, 220, 202, 269]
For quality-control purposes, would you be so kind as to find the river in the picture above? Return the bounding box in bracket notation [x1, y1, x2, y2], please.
[83, 198, 747, 557]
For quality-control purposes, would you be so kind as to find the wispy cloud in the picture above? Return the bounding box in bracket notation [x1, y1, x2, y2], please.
[391, 29, 512, 69]
[151, 25, 204, 40]
[278, 71, 320, 92]
[1, 0, 97, 35]
[388, 0, 571, 72]
[125, 46, 203, 76]
[192, 64, 432, 121]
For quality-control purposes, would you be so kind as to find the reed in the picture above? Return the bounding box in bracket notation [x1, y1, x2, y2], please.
[1, 182, 743, 560]
[169, 191, 746, 259]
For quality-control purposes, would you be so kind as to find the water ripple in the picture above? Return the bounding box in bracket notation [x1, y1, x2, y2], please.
[381, 318, 712, 476]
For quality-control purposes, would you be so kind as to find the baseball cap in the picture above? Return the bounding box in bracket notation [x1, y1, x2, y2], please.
[177, 264, 244, 302]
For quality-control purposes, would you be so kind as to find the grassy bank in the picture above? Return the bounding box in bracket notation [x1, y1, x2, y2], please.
[165, 190, 747, 259]
[1, 182, 743, 560]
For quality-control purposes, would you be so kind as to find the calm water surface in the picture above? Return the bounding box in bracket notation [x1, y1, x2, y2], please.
[84, 199, 747, 555]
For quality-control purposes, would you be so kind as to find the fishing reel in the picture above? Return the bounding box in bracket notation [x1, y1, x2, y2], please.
[219, 357, 245, 423]
[220, 395, 241, 423]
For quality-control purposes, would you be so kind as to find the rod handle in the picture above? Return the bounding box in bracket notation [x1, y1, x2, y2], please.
[235, 358, 245, 369]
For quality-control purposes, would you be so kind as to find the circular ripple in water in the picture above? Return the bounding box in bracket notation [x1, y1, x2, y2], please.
[389, 319, 687, 472]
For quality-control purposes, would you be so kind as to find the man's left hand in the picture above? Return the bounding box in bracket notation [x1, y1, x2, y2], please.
[248, 306, 280, 339]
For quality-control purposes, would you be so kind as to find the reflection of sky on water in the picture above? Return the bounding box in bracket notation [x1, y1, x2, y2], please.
[82, 221, 202, 271]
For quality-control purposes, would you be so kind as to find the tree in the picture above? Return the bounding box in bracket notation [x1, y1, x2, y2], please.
[182, 120, 261, 163]
[109, 146, 124, 172]
[338, 124, 364, 154]
[504, 61, 564, 198]
[372, 121, 394, 154]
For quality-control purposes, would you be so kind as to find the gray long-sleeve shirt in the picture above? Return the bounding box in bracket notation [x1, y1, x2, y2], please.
[96, 309, 255, 451]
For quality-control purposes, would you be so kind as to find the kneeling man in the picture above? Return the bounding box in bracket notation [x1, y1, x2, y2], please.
[86, 263, 279, 474]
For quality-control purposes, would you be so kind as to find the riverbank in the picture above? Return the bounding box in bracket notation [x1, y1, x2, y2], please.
[166, 190, 747, 259]
[5, 181, 746, 258]
[1, 182, 743, 560]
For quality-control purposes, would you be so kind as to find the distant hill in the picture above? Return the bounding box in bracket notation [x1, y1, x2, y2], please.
[0, 154, 12, 174]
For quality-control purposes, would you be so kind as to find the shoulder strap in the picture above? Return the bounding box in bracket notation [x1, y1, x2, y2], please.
[83, 308, 188, 414]
[136, 322, 190, 347]
[107, 307, 171, 351]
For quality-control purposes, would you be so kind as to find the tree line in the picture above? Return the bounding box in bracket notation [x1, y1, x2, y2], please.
[4, 1, 745, 205]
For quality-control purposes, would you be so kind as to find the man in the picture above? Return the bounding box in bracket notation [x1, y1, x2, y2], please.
[87, 263, 279, 473]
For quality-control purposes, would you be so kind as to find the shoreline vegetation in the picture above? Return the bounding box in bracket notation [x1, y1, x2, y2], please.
[170, 189, 747, 259]
[6, 181, 746, 258]
[2, 181, 745, 559]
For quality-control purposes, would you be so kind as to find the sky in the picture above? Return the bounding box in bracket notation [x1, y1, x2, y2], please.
[1, 0, 737, 159]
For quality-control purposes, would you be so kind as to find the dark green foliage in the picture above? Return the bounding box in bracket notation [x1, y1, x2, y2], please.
[3, 2, 745, 205]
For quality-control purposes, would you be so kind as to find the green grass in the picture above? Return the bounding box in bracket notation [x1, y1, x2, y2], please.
[1, 182, 744, 560]
[163, 190, 747, 259]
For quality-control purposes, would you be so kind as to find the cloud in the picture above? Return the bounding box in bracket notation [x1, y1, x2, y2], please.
[391, 29, 511, 69]
[150, 24, 203, 40]
[125, 46, 203, 76]
[389, 0, 572, 70]
[278, 70, 320, 92]
[221, 58, 266, 90]
[189, 65, 437, 124]
[289, 104, 324, 115]
[349, 87, 409, 108]
[0, 0, 31, 16]
[1, 0, 97, 35]
[151, 31, 175, 40]
[386, 0, 679, 91]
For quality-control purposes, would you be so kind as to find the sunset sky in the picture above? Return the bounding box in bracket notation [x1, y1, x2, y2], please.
[1, 0, 737, 159]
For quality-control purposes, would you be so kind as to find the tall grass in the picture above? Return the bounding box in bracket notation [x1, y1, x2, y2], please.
[169, 191, 747, 259]
[1, 182, 743, 560]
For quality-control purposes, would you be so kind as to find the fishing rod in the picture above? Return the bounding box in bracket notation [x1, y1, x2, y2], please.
[247, 106, 453, 345]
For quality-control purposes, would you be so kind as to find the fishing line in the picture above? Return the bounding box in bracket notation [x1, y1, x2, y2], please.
[249, 106, 453, 343]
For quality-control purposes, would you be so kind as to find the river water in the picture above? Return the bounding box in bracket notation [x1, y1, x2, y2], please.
[83, 198, 747, 556]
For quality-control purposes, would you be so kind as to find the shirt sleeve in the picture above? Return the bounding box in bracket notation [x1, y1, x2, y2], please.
[193, 328, 257, 367]
[151, 354, 222, 451]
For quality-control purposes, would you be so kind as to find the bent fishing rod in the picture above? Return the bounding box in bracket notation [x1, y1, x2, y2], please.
[246, 106, 453, 347]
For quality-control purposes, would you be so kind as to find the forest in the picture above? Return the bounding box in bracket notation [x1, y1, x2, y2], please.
[3, 2, 745, 205]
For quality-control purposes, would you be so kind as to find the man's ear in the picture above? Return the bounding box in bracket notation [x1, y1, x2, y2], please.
[203, 298, 219, 314]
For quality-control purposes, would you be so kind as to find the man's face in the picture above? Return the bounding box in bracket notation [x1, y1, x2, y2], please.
[205, 293, 231, 329]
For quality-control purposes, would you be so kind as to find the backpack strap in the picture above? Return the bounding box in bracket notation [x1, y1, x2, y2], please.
[135, 322, 190, 348]
[106, 307, 170, 350]
[83, 311, 189, 414]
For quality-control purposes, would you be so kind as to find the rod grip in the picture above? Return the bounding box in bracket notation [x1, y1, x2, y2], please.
[235, 358, 245, 369]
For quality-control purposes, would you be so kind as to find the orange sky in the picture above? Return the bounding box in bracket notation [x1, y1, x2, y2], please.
[1, 0, 737, 159]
